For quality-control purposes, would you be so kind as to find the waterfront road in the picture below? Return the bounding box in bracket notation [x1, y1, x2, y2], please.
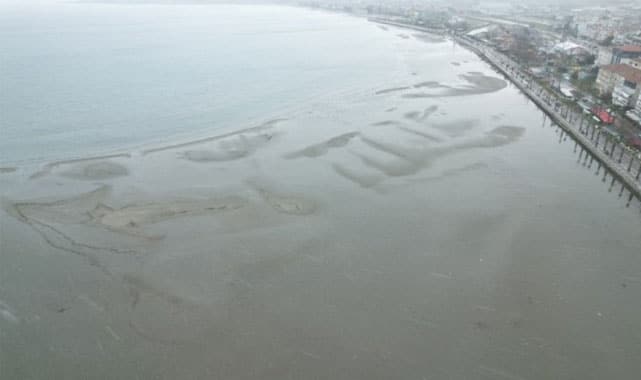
[456, 36, 641, 201]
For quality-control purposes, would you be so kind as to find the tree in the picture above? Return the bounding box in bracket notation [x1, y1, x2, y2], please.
[601, 35, 614, 46]
[582, 54, 596, 66]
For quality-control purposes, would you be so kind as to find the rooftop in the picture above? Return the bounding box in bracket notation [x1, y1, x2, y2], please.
[615, 45, 641, 53]
[601, 64, 641, 84]
[553, 41, 589, 55]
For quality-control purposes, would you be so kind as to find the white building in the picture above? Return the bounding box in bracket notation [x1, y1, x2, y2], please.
[613, 83, 638, 107]
[626, 95, 641, 125]
[597, 46, 613, 66]
[596, 64, 641, 107]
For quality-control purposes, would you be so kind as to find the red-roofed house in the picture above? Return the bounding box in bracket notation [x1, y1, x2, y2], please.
[627, 57, 641, 70]
[611, 45, 641, 64]
[596, 64, 641, 107]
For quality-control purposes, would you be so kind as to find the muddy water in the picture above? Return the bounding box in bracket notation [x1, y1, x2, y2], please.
[1, 5, 641, 380]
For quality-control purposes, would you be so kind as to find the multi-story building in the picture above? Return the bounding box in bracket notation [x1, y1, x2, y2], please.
[610, 45, 641, 64]
[613, 83, 638, 107]
[626, 95, 641, 125]
[597, 46, 613, 66]
[599, 46, 641, 67]
[624, 57, 641, 69]
[596, 64, 641, 107]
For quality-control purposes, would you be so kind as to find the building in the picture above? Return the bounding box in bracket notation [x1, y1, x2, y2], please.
[596, 64, 641, 107]
[610, 45, 641, 64]
[626, 95, 641, 125]
[624, 57, 641, 69]
[553, 41, 590, 57]
[613, 83, 638, 107]
[597, 46, 613, 66]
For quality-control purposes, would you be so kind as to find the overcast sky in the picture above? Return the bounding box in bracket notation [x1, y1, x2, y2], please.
[1, 0, 637, 6]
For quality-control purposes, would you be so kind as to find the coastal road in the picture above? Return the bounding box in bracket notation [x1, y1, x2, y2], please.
[457, 36, 641, 201]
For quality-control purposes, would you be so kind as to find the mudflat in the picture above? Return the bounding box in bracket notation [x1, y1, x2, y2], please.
[1, 9, 641, 380]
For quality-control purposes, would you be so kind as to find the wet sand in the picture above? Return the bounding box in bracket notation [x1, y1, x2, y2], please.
[2, 21, 641, 380]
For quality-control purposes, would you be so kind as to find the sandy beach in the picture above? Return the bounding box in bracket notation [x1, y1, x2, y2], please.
[2, 7, 641, 380]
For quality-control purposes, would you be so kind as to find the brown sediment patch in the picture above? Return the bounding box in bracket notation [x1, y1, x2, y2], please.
[30, 153, 131, 180]
[402, 73, 507, 99]
[360, 136, 414, 161]
[245, 179, 317, 216]
[403, 93, 438, 99]
[181, 149, 248, 162]
[6, 185, 249, 243]
[460, 72, 507, 90]
[397, 126, 444, 142]
[6, 185, 112, 225]
[349, 126, 525, 179]
[59, 161, 129, 180]
[3, 188, 231, 328]
[0, 167, 16, 174]
[407, 162, 488, 185]
[413, 33, 445, 43]
[285, 132, 359, 159]
[91, 196, 247, 234]
[2, 186, 136, 277]
[451, 62, 461, 66]
[180, 130, 276, 163]
[404, 105, 439, 122]
[376, 86, 411, 95]
[413, 81, 446, 89]
[142, 118, 286, 155]
[404, 111, 421, 120]
[491, 112, 507, 121]
[378, 162, 488, 192]
[371, 120, 401, 127]
[431, 119, 480, 138]
[481, 125, 525, 145]
[254, 187, 316, 216]
[354, 151, 420, 177]
[332, 163, 383, 188]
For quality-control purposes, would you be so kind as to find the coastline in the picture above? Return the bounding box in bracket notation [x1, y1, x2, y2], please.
[367, 17, 641, 201]
[2, 8, 641, 379]
[456, 36, 641, 200]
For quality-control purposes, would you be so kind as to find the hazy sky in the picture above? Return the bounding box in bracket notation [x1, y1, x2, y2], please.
[0, 0, 636, 7]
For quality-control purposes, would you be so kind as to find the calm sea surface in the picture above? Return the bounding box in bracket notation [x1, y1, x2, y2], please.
[1, 3, 401, 164]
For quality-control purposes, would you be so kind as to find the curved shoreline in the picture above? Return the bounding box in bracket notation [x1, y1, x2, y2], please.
[3, 115, 289, 177]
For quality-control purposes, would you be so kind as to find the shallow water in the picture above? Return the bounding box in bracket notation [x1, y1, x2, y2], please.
[0, 3, 401, 165]
[1, 3, 641, 380]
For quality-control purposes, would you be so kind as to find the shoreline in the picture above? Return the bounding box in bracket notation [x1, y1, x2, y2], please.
[3, 10, 641, 378]
[1, 12, 441, 172]
[0, 111, 292, 175]
[367, 17, 641, 201]
[453, 36, 641, 200]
